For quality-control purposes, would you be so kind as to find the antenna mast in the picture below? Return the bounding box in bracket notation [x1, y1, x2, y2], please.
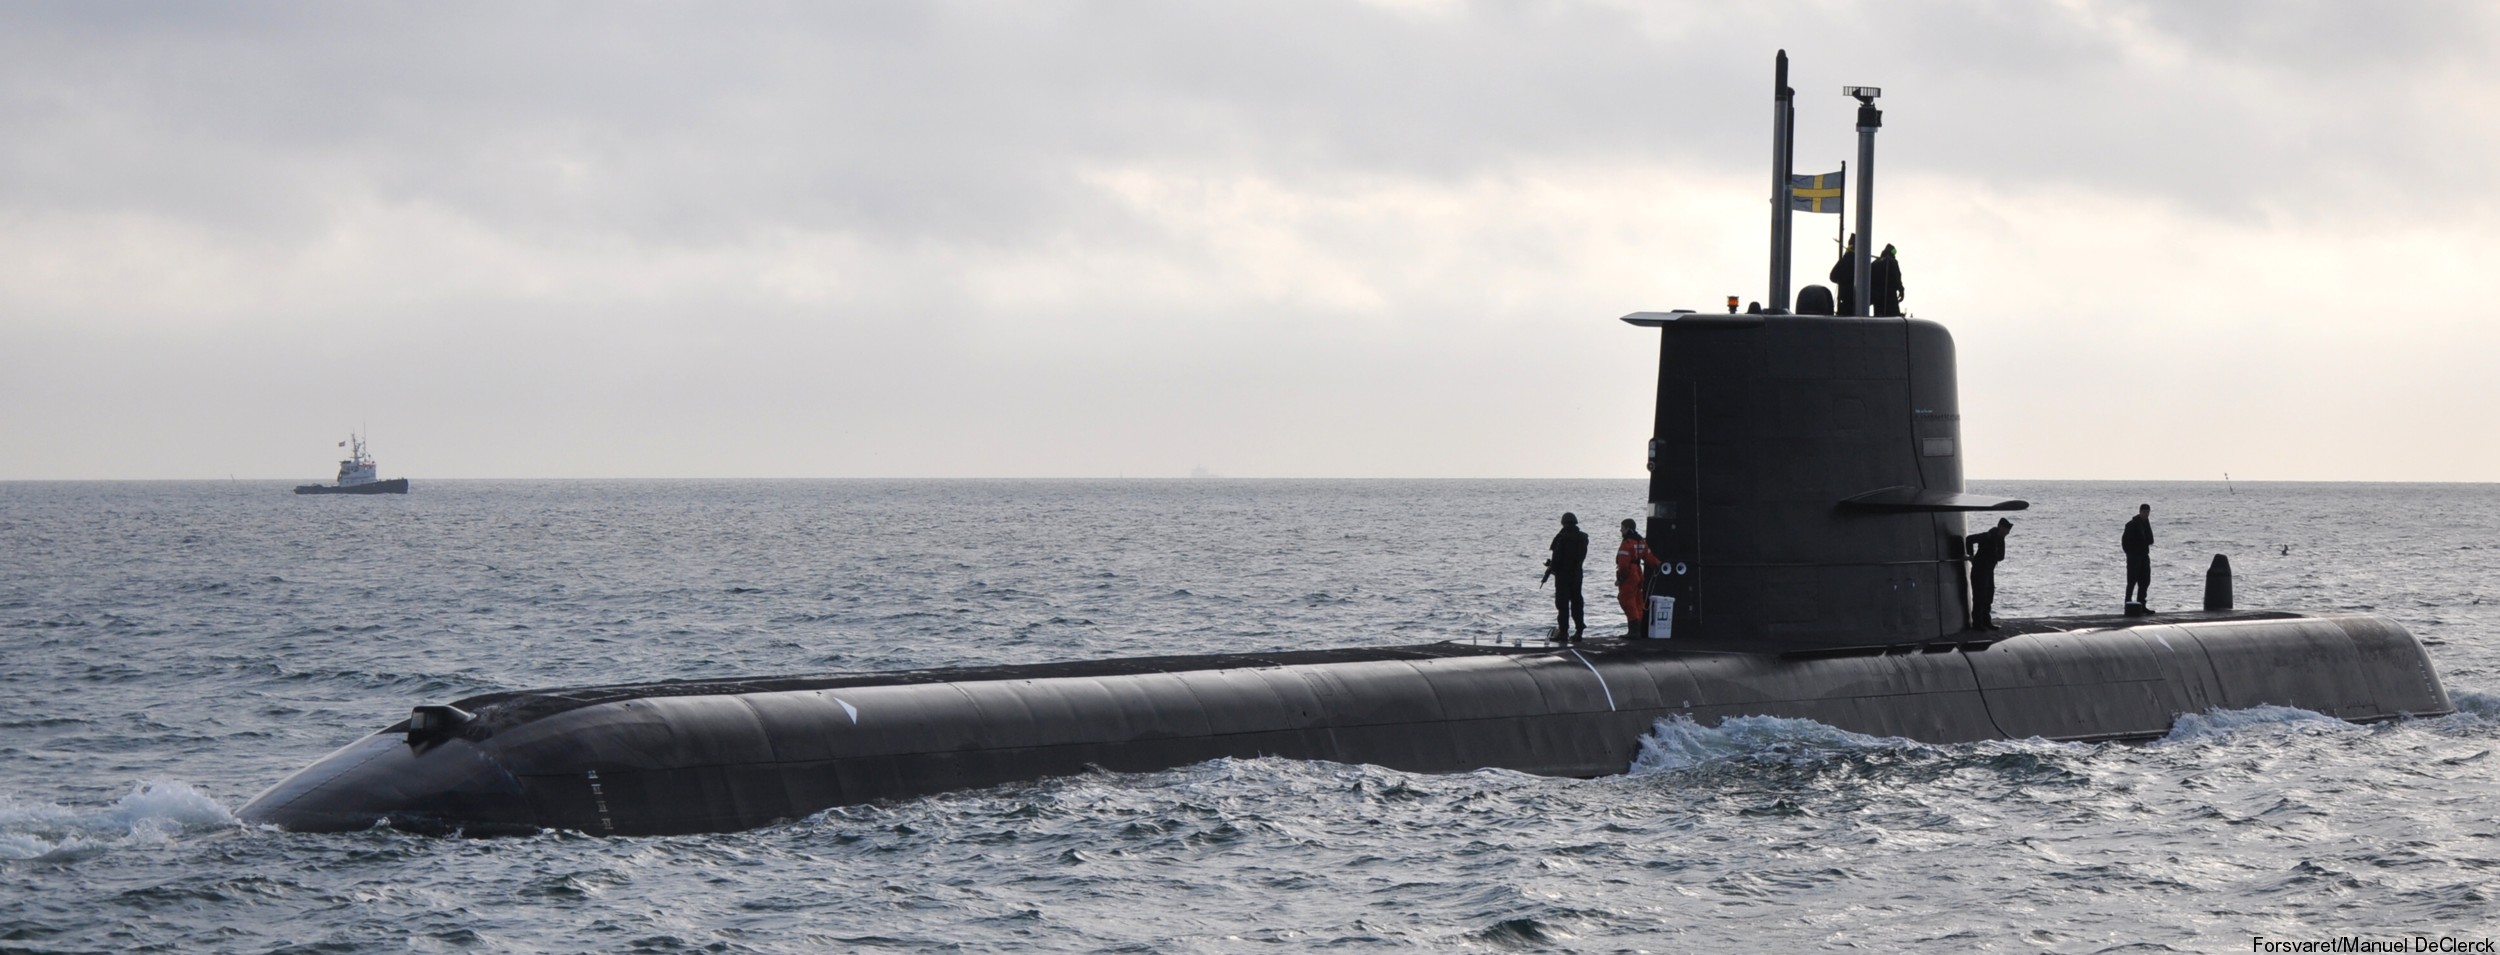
[1767, 51, 1796, 313]
[1847, 85, 1883, 316]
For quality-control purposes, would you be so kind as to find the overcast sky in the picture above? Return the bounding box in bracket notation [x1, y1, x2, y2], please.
[4, 1, 2494, 480]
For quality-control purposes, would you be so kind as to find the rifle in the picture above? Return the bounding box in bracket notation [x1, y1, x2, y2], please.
[1539, 559, 1553, 587]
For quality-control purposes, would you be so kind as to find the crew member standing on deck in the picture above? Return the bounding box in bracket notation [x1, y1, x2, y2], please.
[2122, 504, 2155, 611]
[1966, 518, 2012, 630]
[1546, 513, 1588, 644]
[1870, 244, 1905, 317]
[1616, 519, 1663, 638]
[1828, 237, 1859, 316]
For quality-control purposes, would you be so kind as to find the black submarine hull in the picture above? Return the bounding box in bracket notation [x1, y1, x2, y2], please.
[239, 610, 2449, 836]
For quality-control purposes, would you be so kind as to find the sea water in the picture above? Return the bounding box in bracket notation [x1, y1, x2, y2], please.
[1, 479, 2495, 952]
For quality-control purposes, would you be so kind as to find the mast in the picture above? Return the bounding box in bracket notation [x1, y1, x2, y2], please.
[1767, 51, 1795, 313]
[1835, 160, 1847, 255]
[1848, 86, 1882, 316]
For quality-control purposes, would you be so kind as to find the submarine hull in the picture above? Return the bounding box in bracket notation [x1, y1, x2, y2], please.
[240, 610, 2450, 836]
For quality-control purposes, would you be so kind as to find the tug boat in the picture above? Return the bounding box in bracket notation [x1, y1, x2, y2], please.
[293, 433, 409, 495]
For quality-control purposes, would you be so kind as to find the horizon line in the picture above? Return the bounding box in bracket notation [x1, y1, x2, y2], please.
[5, 476, 2496, 485]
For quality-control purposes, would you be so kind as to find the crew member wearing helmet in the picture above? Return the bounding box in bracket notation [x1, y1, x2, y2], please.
[1546, 513, 1588, 643]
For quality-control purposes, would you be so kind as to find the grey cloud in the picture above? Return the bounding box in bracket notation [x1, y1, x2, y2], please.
[0, 3, 1714, 243]
[9, 1, 2490, 244]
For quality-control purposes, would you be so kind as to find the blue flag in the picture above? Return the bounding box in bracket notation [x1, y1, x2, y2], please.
[1789, 171, 1844, 213]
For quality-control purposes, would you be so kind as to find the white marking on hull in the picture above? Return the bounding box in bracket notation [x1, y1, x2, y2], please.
[1566, 650, 1617, 712]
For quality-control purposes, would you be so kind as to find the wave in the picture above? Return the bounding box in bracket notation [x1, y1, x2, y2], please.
[2157, 705, 2350, 744]
[1630, 701, 2396, 776]
[2446, 688, 2500, 719]
[1626, 713, 1923, 774]
[0, 779, 237, 862]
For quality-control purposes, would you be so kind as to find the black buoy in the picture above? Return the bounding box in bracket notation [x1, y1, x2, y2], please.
[2204, 554, 2233, 611]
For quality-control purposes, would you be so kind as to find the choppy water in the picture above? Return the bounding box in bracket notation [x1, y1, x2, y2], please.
[2, 479, 2496, 952]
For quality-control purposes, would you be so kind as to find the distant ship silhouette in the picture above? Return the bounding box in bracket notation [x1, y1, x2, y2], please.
[293, 433, 408, 495]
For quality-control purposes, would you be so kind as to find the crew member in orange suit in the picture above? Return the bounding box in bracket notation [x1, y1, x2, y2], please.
[1616, 519, 1663, 638]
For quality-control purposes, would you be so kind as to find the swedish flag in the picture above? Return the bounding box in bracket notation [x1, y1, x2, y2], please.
[1789, 171, 1844, 213]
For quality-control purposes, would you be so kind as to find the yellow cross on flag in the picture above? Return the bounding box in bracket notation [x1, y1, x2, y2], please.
[1789, 171, 1844, 213]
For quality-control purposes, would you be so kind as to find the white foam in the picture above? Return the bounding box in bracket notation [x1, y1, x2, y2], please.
[2445, 689, 2500, 719]
[0, 780, 238, 861]
[2157, 705, 2346, 744]
[1627, 713, 1918, 774]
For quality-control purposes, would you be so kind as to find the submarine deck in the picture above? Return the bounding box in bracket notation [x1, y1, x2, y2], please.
[438, 608, 2310, 734]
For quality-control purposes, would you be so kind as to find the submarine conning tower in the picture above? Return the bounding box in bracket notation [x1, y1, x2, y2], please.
[1625, 311, 2023, 652]
[1620, 51, 2023, 653]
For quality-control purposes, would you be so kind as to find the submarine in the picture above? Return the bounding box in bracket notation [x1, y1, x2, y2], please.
[240, 54, 2453, 837]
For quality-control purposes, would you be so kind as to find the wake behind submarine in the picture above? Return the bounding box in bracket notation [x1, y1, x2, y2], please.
[242, 54, 2452, 837]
